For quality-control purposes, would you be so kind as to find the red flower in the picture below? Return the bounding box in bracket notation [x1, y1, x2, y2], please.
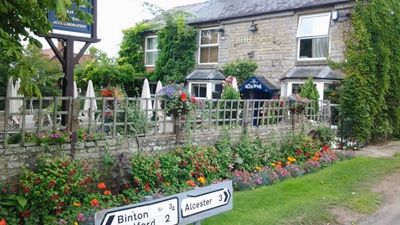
[22, 187, 30, 193]
[91, 199, 100, 207]
[180, 92, 187, 102]
[190, 96, 197, 104]
[97, 182, 106, 190]
[0, 218, 6, 225]
[19, 210, 30, 218]
[322, 145, 330, 152]
[145, 182, 151, 192]
[68, 169, 77, 176]
[48, 180, 56, 188]
[104, 190, 111, 195]
[100, 89, 113, 97]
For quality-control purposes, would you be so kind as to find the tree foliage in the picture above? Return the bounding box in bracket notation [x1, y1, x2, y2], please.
[341, 0, 400, 143]
[300, 76, 320, 115]
[222, 59, 258, 84]
[155, 13, 197, 83]
[0, 0, 92, 64]
[75, 47, 141, 96]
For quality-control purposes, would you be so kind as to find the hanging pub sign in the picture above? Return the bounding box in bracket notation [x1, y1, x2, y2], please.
[48, 0, 94, 35]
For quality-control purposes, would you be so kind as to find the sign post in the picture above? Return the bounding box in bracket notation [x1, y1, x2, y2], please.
[95, 181, 233, 225]
[40, 0, 100, 154]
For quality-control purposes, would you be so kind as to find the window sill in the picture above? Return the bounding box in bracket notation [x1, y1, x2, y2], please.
[295, 60, 328, 66]
[195, 64, 218, 69]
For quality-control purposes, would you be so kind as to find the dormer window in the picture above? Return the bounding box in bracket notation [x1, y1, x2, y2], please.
[297, 13, 331, 60]
[145, 36, 158, 67]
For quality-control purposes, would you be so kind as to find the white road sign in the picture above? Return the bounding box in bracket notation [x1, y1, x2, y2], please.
[181, 188, 231, 217]
[98, 197, 178, 225]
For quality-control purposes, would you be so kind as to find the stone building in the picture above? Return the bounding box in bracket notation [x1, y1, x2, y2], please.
[144, 0, 353, 100]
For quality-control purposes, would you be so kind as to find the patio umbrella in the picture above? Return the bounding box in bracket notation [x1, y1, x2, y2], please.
[140, 78, 152, 118]
[83, 80, 97, 120]
[231, 77, 239, 92]
[154, 81, 164, 120]
[73, 81, 79, 98]
[6, 77, 19, 124]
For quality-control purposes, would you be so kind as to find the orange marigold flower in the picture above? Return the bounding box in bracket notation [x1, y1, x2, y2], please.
[186, 180, 196, 187]
[97, 182, 106, 190]
[0, 218, 6, 225]
[104, 190, 111, 195]
[197, 176, 206, 185]
[91, 199, 100, 207]
[73, 202, 81, 207]
[312, 156, 319, 161]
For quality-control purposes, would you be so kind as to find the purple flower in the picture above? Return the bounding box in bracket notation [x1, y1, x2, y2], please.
[77, 213, 86, 222]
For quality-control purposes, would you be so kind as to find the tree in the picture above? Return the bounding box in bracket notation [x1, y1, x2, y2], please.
[12, 45, 64, 97]
[155, 13, 197, 83]
[0, 0, 92, 64]
[222, 59, 258, 84]
[75, 47, 140, 96]
[299, 76, 319, 116]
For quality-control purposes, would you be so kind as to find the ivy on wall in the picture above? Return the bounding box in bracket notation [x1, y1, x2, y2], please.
[154, 13, 197, 83]
[341, 0, 400, 143]
[118, 22, 156, 73]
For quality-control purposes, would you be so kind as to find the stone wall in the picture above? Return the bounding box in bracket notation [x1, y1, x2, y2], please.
[216, 4, 353, 85]
[0, 122, 323, 180]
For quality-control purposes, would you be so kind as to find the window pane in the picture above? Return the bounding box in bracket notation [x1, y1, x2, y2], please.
[200, 85, 207, 97]
[298, 13, 330, 37]
[199, 47, 210, 63]
[145, 51, 158, 65]
[201, 30, 218, 45]
[300, 37, 328, 59]
[146, 37, 157, 50]
[192, 84, 207, 97]
[209, 47, 218, 63]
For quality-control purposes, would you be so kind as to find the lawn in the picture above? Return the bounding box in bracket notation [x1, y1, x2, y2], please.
[204, 156, 400, 225]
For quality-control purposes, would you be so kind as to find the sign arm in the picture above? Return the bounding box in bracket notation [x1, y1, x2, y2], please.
[45, 37, 65, 66]
[74, 42, 91, 66]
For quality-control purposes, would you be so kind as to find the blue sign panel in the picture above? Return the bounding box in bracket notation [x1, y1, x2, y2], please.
[48, 0, 93, 34]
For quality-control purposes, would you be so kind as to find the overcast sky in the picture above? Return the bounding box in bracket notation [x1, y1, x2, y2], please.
[41, 0, 205, 57]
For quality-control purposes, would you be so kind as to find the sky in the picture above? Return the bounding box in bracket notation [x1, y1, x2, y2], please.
[41, 0, 205, 57]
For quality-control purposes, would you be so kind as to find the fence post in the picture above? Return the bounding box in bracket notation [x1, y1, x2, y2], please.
[70, 98, 80, 158]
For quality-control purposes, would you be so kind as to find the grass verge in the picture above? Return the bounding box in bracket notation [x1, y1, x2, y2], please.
[204, 156, 400, 225]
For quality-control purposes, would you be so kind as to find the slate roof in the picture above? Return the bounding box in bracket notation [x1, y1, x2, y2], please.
[173, 0, 350, 24]
[281, 66, 344, 80]
[186, 69, 226, 80]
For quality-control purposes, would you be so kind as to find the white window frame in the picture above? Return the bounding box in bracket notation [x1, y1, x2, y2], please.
[145, 35, 158, 67]
[296, 13, 331, 61]
[191, 82, 208, 99]
[198, 27, 219, 65]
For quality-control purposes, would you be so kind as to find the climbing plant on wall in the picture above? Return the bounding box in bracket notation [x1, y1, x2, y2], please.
[155, 13, 197, 83]
[341, 0, 400, 143]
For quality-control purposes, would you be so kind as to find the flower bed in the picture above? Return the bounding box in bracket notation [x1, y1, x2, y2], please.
[0, 131, 352, 225]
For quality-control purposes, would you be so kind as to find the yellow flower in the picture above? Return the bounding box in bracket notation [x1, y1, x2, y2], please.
[255, 166, 262, 171]
[197, 176, 206, 185]
[73, 202, 81, 207]
[74, 222, 78, 225]
[271, 163, 276, 167]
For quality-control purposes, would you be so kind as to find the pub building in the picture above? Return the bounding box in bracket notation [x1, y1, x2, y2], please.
[144, 0, 352, 100]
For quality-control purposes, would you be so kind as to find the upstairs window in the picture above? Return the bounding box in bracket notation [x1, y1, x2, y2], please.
[297, 13, 331, 60]
[145, 36, 158, 66]
[199, 28, 219, 64]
